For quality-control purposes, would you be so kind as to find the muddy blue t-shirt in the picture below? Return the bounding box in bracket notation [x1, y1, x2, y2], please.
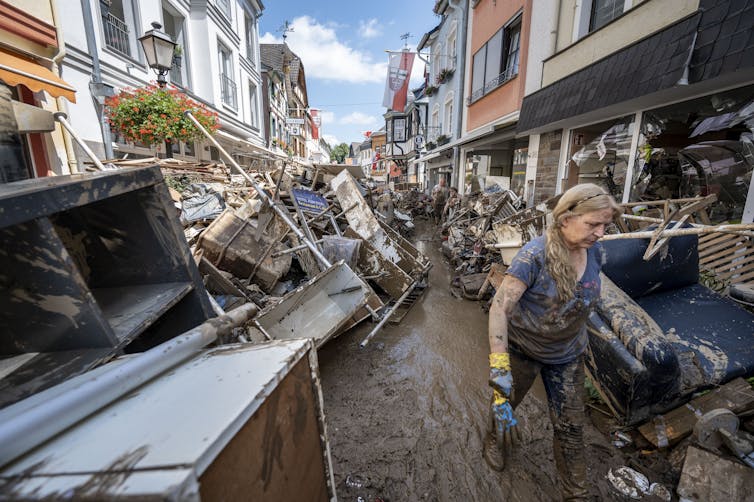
[505, 235, 604, 365]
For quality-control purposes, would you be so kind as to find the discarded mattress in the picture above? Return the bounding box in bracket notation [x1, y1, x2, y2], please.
[586, 231, 754, 424]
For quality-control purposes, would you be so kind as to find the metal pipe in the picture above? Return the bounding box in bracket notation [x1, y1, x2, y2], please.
[53, 112, 107, 171]
[184, 111, 332, 269]
[0, 303, 257, 469]
[272, 239, 324, 257]
[80, 0, 114, 160]
[360, 279, 420, 348]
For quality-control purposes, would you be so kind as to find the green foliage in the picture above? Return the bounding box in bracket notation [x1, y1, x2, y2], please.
[331, 142, 350, 163]
[105, 85, 219, 145]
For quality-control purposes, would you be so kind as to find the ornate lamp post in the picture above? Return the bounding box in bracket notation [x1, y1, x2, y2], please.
[138, 22, 177, 157]
[138, 22, 176, 88]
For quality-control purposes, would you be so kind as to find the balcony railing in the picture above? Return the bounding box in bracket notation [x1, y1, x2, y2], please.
[103, 13, 131, 57]
[467, 67, 518, 105]
[220, 73, 237, 108]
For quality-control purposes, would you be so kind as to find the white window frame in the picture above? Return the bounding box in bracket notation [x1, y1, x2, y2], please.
[444, 92, 454, 136]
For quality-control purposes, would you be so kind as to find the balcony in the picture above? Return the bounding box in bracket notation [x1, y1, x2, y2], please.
[103, 13, 131, 57]
[220, 73, 237, 109]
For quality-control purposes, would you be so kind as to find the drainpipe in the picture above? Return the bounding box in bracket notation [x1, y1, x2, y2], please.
[50, 0, 78, 174]
[450, 0, 467, 191]
[81, 0, 114, 160]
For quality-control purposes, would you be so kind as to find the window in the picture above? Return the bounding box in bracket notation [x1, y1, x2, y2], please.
[248, 81, 258, 128]
[218, 42, 237, 108]
[444, 93, 454, 136]
[245, 13, 256, 63]
[447, 29, 457, 71]
[504, 22, 521, 79]
[590, 0, 624, 32]
[216, 0, 232, 21]
[162, 4, 188, 88]
[102, 0, 139, 58]
[469, 14, 522, 104]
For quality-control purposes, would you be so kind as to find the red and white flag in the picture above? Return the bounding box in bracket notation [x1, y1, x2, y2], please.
[382, 51, 415, 111]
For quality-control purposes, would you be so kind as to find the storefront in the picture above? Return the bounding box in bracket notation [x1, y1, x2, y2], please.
[556, 84, 754, 222]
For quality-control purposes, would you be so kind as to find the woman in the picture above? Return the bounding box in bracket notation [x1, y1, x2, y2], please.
[484, 183, 620, 501]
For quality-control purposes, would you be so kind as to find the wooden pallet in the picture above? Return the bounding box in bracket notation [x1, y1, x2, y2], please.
[699, 232, 754, 286]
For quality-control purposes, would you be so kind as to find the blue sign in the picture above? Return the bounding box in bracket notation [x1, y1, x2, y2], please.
[292, 188, 329, 214]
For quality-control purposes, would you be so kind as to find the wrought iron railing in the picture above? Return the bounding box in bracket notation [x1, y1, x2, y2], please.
[220, 73, 237, 108]
[103, 13, 131, 57]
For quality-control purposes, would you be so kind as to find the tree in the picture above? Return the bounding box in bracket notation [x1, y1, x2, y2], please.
[331, 142, 349, 163]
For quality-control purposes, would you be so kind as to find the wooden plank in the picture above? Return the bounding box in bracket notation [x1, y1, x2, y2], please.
[677, 446, 754, 501]
[715, 255, 754, 280]
[699, 237, 748, 262]
[699, 232, 740, 249]
[702, 245, 751, 270]
[638, 378, 754, 448]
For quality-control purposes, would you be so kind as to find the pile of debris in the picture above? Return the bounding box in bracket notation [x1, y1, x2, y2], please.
[111, 156, 432, 349]
[439, 187, 545, 299]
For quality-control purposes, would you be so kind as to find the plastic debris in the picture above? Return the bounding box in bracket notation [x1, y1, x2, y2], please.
[649, 482, 671, 501]
[345, 474, 365, 489]
[606, 466, 650, 499]
[611, 430, 633, 448]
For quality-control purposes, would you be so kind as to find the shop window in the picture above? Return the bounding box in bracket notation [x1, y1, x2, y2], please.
[567, 115, 635, 199]
[630, 84, 754, 223]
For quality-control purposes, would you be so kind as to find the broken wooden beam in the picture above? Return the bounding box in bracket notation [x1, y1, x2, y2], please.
[638, 378, 754, 448]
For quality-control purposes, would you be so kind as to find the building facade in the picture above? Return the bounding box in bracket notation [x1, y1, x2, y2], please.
[0, 0, 77, 180]
[58, 0, 267, 167]
[518, 0, 754, 222]
[414, 0, 469, 191]
[456, 0, 532, 197]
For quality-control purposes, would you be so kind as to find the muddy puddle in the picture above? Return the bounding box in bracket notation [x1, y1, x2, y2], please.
[318, 222, 631, 501]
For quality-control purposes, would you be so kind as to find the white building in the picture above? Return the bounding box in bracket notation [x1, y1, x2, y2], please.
[58, 0, 268, 166]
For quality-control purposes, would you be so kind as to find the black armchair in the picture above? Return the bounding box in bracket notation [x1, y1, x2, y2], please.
[586, 232, 754, 424]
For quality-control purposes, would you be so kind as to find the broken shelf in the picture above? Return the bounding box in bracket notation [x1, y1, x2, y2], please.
[93, 282, 194, 345]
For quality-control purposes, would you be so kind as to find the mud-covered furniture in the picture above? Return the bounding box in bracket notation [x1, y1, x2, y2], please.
[586, 231, 754, 424]
[0, 339, 336, 501]
[0, 166, 213, 409]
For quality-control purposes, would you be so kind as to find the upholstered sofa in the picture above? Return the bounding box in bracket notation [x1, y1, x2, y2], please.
[586, 232, 754, 424]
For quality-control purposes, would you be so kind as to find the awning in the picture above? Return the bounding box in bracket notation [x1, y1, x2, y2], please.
[215, 129, 284, 160]
[0, 48, 76, 102]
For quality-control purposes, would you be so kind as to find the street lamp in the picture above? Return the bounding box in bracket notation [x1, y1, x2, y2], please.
[138, 22, 176, 88]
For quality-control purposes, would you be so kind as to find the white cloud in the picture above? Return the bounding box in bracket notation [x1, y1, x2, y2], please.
[322, 134, 340, 146]
[260, 16, 386, 84]
[340, 112, 381, 126]
[318, 110, 336, 126]
[358, 19, 382, 39]
[259, 32, 280, 44]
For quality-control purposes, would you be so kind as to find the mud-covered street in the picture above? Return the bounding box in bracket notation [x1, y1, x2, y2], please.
[319, 222, 632, 501]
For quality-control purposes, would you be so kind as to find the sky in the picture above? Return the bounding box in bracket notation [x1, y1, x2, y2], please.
[258, 1, 440, 149]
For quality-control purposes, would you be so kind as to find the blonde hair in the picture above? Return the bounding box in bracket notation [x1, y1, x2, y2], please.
[545, 184, 621, 302]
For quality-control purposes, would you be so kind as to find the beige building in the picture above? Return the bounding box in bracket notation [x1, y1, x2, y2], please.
[0, 0, 78, 181]
[518, 0, 754, 222]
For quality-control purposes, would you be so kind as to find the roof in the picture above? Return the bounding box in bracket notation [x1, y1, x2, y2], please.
[517, 0, 754, 133]
[260, 43, 308, 107]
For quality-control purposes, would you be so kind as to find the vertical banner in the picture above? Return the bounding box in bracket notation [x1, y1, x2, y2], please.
[382, 51, 415, 112]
